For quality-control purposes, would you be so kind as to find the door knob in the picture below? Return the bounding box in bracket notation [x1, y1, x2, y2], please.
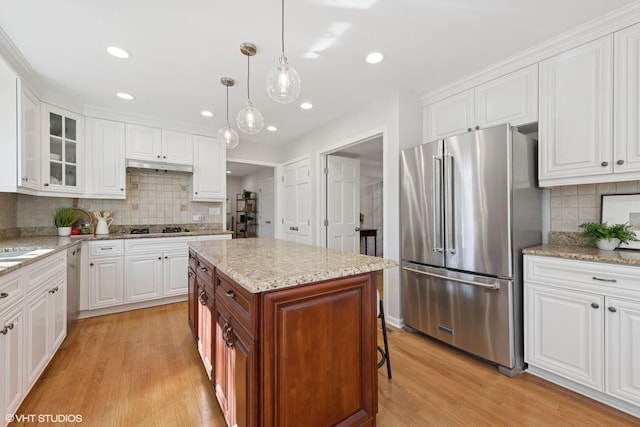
[355, 227, 361, 232]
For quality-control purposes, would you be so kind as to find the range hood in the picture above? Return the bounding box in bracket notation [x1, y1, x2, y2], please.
[126, 159, 193, 173]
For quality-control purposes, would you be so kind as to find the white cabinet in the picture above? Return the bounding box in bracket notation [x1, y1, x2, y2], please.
[124, 254, 163, 303]
[524, 255, 640, 418]
[424, 64, 538, 141]
[1, 303, 25, 422]
[126, 124, 193, 165]
[0, 57, 18, 193]
[41, 103, 84, 194]
[189, 135, 226, 202]
[164, 250, 189, 297]
[86, 240, 124, 309]
[18, 82, 40, 192]
[85, 118, 126, 199]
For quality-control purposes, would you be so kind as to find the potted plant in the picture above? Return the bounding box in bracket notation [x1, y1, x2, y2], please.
[54, 207, 82, 237]
[578, 222, 637, 250]
[243, 189, 252, 200]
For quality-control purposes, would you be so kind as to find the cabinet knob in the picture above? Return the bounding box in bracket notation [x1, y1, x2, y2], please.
[44, 183, 49, 187]
[120, 188, 124, 191]
[600, 161, 608, 167]
[163, 156, 166, 159]
[164, 256, 168, 259]
[617, 159, 625, 165]
[0, 292, 8, 299]
[195, 192, 198, 195]
[591, 302, 599, 309]
[475, 125, 480, 130]
[23, 177, 28, 182]
[90, 263, 94, 267]
[158, 257, 162, 260]
[467, 128, 472, 132]
[225, 290, 236, 299]
[608, 306, 617, 313]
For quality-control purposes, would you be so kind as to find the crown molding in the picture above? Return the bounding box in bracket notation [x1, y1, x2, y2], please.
[0, 26, 43, 95]
[422, 1, 640, 105]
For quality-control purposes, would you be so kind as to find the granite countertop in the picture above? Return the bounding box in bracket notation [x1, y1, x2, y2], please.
[523, 245, 640, 267]
[188, 238, 398, 293]
[0, 230, 233, 277]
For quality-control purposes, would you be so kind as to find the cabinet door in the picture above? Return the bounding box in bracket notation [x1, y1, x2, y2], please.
[0, 57, 17, 193]
[190, 135, 225, 201]
[49, 274, 67, 353]
[214, 302, 232, 425]
[188, 267, 197, 337]
[1, 304, 25, 420]
[90, 118, 126, 198]
[125, 124, 162, 161]
[525, 283, 604, 391]
[26, 290, 48, 386]
[228, 319, 257, 427]
[475, 64, 538, 128]
[606, 297, 640, 406]
[164, 251, 188, 297]
[614, 23, 640, 174]
[539, 36, 613, 183]
[197, 287, 213, 378]
[124, 254, 163, 303]
[162, 130, 193, 165]
[41, 103, 84, 193]
[18, 83, 41, 191]
[89, 257, 124, 309]
[424, 89, 474, 141]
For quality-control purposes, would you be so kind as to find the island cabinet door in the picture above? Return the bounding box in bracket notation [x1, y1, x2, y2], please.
[261, 272, 377, 427]
[187, 267, 197, 338]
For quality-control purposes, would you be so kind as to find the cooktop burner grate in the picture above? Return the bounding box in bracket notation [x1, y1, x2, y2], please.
[130, 228, 150, 234]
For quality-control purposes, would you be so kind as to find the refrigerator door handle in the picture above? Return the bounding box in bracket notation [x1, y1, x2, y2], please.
[444, 153, 456, 254]
[432, 155, 443, 253]
[402, 266, 500, 290]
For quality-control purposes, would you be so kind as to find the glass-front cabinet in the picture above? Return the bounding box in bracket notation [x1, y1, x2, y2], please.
[41, 104, 83, 194]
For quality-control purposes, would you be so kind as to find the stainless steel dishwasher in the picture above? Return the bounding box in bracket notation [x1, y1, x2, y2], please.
[67, 245, 81, 334]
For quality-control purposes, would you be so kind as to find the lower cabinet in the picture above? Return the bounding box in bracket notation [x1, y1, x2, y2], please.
[188, 264, 197, 337]
[197, 283, 213, 378]
[524, 255, 640, 418]
[0, 303, 25, 422]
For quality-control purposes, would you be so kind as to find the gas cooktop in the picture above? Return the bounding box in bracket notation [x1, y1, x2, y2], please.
[128, 227, 190, 234]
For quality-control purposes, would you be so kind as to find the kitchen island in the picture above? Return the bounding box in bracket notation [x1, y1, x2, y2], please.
[187, 238, 397, 427]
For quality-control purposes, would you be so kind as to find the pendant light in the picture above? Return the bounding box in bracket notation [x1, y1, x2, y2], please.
[266, 0, 301, 103]
[217, 77, 240, 149]
[236, 43, 264, 134]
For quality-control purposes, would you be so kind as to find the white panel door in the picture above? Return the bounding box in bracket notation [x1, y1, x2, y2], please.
[125, 124, 161, 161]
[0, 304, 24, 420]
[49, 274, 67, 353]
[124, 254, 163, 303]
[19, 83, 41, 190]
[614, 23, 640, 174]
[162, 130, 193, 165]
[525, 283, 604, 391]
[26, 290, 48, 386]
[164, 251, 189, 297]
[258, 177, 275, 238]
[606, 297, 640, 406]
[326, 155, 360, 253]
[89, 258, 124, 309]
[191, 135, 225, 201]
[424, 89, 474, 141]
[90, 118, 126, 197]
[539, 35, 613, 181]
[283, 159, 311, 244]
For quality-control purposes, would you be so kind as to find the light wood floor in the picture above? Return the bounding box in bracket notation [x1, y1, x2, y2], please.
[12, 302, 639, 426]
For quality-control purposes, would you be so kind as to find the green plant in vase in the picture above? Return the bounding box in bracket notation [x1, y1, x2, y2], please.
[54, 207, 81, 237]
[578, 222, 637, 250]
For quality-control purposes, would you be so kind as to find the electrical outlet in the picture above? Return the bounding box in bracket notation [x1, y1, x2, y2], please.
[193, 214, 204, 221]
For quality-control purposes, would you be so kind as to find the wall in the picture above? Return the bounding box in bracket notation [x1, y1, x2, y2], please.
[550, 181, 640, 231]
[18, 169, 223, 233]
[226, 176, 243, 231]
[0, 192, 18, 238]
[360, 161, 383, 256]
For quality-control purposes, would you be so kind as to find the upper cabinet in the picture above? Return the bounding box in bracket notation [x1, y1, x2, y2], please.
[538, 36, 613, 186]
[41, 103, 84, 194]
[126, 124, 193, 165]
[539, 25, 640, 186]
[85, 118, 126, 199]
[0, 57, 18, 192]
[18, 83, 41, 192]
[424, 64, 538, 141]
[189, 135, 225, 202]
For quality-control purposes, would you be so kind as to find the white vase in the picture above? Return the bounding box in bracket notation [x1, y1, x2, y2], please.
[596, 238, 620, 250]
[57, 226, 72, 237]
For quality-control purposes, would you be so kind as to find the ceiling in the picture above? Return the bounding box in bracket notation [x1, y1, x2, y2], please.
[0, 0, 636, 148]
[226, 161, 273, 177]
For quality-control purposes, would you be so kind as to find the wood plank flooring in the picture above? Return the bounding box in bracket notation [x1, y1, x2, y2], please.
[11, 302, 639, 426]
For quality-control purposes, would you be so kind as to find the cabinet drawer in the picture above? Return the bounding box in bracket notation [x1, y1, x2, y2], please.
[25, 251, 65, 294]
[215, 269, 259, 338]
[525, 255, 640, 296]
[188, 249, 197, 271]
[125, 237, 194, 254]
[0, 269, 25, 312]
[88, 240, 124, 258]
[196, 257, 214, 294]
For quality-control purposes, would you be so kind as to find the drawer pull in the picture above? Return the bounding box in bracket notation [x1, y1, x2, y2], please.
[592, 276, 616, 283]
[0, 292, 8, 299]
[200, 267, 209, 273]
[1, 322, 13, 335]
[608, 306, 617, 313]
[198, 290, 207, 305]
[225, 290, 236, 299]
[591, 303, 599, 309]
[100, 247, 113, 251]
[48, 286, 59, 294]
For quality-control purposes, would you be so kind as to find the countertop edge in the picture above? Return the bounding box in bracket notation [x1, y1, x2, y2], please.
[523, 245, 640, 267]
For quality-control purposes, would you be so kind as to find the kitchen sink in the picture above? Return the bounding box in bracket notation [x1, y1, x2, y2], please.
[0, 248, 55, 262]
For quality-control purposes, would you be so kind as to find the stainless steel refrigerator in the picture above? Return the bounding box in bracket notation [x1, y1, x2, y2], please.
[400, 124, 541, 376]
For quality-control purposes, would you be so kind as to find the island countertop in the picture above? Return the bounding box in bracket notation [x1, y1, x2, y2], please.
[523, 244, 640, 267]
[187, 238, 398, 293]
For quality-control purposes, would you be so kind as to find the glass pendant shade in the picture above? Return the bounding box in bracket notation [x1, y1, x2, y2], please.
[217, 125, 239, 149]
[266, 55, 301, 103]
[236, 100, 264, 134]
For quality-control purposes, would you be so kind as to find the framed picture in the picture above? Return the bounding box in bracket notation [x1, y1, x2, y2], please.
[601, 193, 640, 250]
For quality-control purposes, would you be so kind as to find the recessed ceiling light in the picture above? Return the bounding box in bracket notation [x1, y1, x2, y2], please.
[300, 102, 313, 110]
[201, 110, 213, 117]
[226, 170, 232, 174]
[365, 52, 384, 64]
[107, 46, 131, 59]
[116, 92, 135, 100]
[267, 125, 277, 131]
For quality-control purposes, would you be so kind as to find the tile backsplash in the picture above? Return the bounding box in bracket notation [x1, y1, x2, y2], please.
[550, 181, 640, 231]
[17, 169, 223, 230]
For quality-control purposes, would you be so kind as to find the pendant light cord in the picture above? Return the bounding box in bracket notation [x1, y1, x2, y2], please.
[281, 0, 285, 55]
[246, 54, 251, 101]
[226, 85, 230, 124]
